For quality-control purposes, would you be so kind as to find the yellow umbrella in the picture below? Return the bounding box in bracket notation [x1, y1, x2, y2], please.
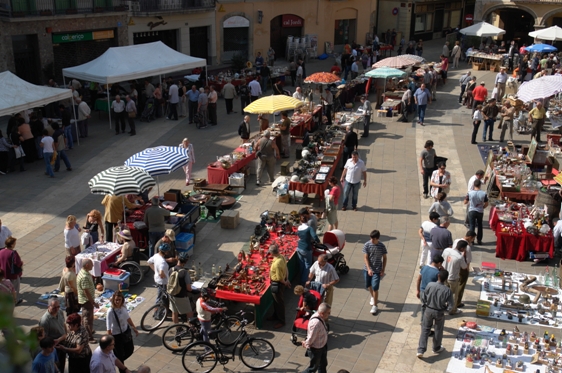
[243, 95, 304, 114]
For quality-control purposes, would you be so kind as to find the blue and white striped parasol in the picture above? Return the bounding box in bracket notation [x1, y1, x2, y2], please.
[124, 146, 190, 176]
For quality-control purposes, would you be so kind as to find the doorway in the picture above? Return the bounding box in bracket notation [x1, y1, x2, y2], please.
[190, 26, 209, 64]
[12, 35, 40, 84]
[270, 15, 303, 60]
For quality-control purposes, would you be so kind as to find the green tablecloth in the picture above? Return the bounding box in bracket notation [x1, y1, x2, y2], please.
[95, 98, 110, 113]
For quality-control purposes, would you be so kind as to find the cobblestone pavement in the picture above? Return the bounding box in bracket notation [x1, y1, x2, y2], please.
[2, 39, 553, 373]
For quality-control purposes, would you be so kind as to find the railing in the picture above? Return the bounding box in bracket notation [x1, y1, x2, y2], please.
[125, 0, 215, 15]
[0, 0, 128, 17]
[511, 0, 562, 3]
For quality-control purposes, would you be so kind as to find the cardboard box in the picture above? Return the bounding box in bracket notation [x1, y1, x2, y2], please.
[278, 194, 290, 203]
[280, 162, 291, 176]
[164, 189, 182, 202]
[220, 210, 240, 229]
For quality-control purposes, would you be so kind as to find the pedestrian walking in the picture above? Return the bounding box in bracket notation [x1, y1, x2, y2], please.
[464, 179, 488, 245]
[429, 162, 451, 200]
[40, 129, 55, 178]
[105, 291, 138, 373]
[416, 269, 453, 359]
[342, 126, 358, 166]
[248, 77, 261, 102]
[453, 231, 475, 309]
[360, 96, 372, 137]
[416, 254, 444, 324]
[451, 41, 462, 68]
[482, 98, 498, 142]
[255, 130, 280, 186]
[419, 140, 436, 199]
[472, 105, 483, 144]
[268, 244, 290, 329]
[495, 67, 508, 100]
[125, 96, 136, 136]
[207, 86, 218, 125]
[458, 71, 471, 104]
[167, 81, 179, 121]
[52, 123, 72, 172]
[301, 303, 330, 373]
[76, 98, 91, 138]
[39, 298, 68, 373]
[418, 212, 440, 268]
[414, 83, 432, 126]
[238, 116, 251, 144]
[179, 138, 195, 186]
[471, 81, 488, 113]
[442, 240, 468, 315]
[90, 335, 132, 373]
[499, 99, 515, 142]
[429, 216, 453, 260]
[77, 258, 98, 343]
[221, 80, 237, 114]
[340, 151, 367, 211]
[306, 254, 339, 306]
[363, 230, 387, 315]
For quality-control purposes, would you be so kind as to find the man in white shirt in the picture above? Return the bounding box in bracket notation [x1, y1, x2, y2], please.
[168, 81, 179, 121]
[147, 243, 170, 306]
[248, 77, 261, 102]
[494, 67, 508, 100]
[418, 212, 440, 268]
[90, 335, 131, 373]
[0, 219, 12, 249]
[467, 170, 485, 191]
[340, 151, 367, 211]
[306, 254, 339, 306]
[111, 95, 126, 135]
[452, 231, 476, 309]
[442, 240, 468, 315]
[296, 63, 304, 87]
[40, 128, 56, 178]
[293, 87, 304, 101]
[76, 98, 91, 138]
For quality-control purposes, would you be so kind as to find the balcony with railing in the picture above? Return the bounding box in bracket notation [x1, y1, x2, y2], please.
[0, 0, 128, 17]
[125, 0, 215, 15]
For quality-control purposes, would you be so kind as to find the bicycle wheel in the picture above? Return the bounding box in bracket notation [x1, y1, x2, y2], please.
[216, 316, 243, 346]
[239, 338, 275, 370]
[182, 341, 218, 373]
[162, 323, 195, 352]
[140, 304, 167, 331]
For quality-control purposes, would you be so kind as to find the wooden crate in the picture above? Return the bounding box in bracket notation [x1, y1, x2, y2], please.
[220, 210, 240, 229]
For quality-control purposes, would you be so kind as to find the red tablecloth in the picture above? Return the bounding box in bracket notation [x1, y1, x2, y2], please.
[492, 207, 554, 261]
[207, 149, 256, 184]
[125, 205, 149, 249]
[288, 141, 343, 198]
[209, 77, 255, 93]
[215, 232, 298, 305]
[290, 106, 322, 137]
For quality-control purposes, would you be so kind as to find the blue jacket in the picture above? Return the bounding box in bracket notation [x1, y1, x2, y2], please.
[297, 225, 320, 252]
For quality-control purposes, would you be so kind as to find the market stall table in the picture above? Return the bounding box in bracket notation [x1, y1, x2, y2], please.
[209, 76, 255, 93]
[207, 149, 256, 184]
[125, 204, 150, 249]
[466, 51, 503, 71]
[75, 242, 121, 277]
[290, 106, 322, 137]
[495, 175, 538, 201]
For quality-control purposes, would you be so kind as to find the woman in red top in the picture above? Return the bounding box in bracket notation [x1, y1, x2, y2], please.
[330, 63, 341, 76]
[440, 55, 449, 84]
[0, 236, 23, 305]
[326, 177, 341, 230]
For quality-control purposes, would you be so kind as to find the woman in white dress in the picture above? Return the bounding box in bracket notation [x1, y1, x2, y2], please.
[179, 138, 195, 186]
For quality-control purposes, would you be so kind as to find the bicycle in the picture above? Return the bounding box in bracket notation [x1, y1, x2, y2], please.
[181, 312, 275, 372]
[162, 309, 244, 352]
[140, 286, 171, 331]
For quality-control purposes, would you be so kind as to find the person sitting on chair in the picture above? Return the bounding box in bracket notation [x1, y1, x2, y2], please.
[113, 230, 136, 266]
[294, 285, 318, 319]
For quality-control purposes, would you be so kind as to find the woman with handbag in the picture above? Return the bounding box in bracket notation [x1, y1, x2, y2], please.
[106, 291, 138, 373]
[64, 215, 81, 256]
[60, 256, 80, 316]
[429, 162, 452, 201]
[61, 313, 92, 372]
[0, 236, 23, 304]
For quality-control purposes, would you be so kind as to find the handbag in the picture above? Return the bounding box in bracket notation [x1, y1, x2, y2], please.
[14, 145, 25, 159]
[270, 281, 280, 294]
[10, 251, 22, 275]
[113, 308, 133, 343]
[128, 111, 136, 118]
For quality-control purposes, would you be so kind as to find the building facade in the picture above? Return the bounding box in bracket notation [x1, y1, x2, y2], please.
[215, 0, 377, 63]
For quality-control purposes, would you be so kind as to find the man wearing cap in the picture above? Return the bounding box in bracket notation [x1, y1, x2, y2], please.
[169, 252, 194, 323]
[360, 96, 372, 137]
[458, 71, 471, 104]
[495, 67, 508, 100]
[481, 98, 498, 142]
[471, 81, 488, 113]
[255, 130, 280, 186]
[144, 197, 171, 257]
[268, 244, 290, 329]
[529, 100, 546, 142]
[113, 230, 136, 266]
[148, 243, 170, 305]
[499, 99, 515, 142]
[155, 229, 178, 266]
[414, 83, 432, 126]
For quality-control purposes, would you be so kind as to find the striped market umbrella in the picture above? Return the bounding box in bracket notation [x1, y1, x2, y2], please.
[372, 55, 418, 69]
[517, 75, 562, 102]
[124, 146, 190, 176]
[88, 166, 155, 196]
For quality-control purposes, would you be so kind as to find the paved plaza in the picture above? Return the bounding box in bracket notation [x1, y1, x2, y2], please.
[2, 39, 554, 372]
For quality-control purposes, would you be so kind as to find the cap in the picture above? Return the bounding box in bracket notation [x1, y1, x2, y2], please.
[519, 294, 531, 304]
[118, 230, 133, 241]
[480, 81, 485, 85]
[158, 243, 171, 252]
[164, 229, 176, 241]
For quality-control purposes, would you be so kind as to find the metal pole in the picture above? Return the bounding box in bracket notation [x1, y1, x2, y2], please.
[107, 85, 112, 129]
[65, 76, 80, 146]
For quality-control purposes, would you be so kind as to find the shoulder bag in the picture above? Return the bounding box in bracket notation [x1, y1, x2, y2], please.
[112, 308, 133, 343]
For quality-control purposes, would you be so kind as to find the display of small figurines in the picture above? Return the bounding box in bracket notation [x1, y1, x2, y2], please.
[499, 329, 507, 341]
[515, 360, 524, 371]
[496, 357, 503, 368]
[466, 353, 474, 368]
[238, 249, 247, 262]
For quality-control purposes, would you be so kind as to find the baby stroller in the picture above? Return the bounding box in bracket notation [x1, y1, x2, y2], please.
[193, 112, 207, 129]
[140, 98, 155, 122]
[290, 289, 323, 345]
[312, 229, 349, 275]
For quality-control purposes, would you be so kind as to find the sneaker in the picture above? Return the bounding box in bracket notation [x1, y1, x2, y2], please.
[416, 352, 424, 359]
[428, 330, 435, 337]
[449, 309, 462, 315]
[370, 305, 378, 314]
[433, 346, 445, 354]
[369, 297, 374, 306]
[256, 181, 260, 186]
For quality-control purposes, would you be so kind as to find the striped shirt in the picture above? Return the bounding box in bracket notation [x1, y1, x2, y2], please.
[362, 241, 387, 273]
[304, 316, 328, 349]
[309, 261, 339, 285]
[77, 268, 95, 305]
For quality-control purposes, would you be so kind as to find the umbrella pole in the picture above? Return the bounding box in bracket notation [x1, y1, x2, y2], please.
[157, 175, 160, 197]
[107, 86, 112, 130]
[122, 196, 126, 231]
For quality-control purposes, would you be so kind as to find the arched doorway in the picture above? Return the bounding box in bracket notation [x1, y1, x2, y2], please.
[486, 8, 535, 44]
[222, 15, 250, 61]
[270, 14, 304, 60]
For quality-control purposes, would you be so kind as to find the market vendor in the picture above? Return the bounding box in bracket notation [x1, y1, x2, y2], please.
[155, 229, 178, 267]
[296, 214, 320, 285]
[529, 100, 546, 143]
[101, 195, 141, 242]
[113, 229, 136, 266]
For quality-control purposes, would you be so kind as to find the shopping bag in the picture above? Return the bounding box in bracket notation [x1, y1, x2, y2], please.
[491, 87, 498, 100]
[14, 145, 25, 159]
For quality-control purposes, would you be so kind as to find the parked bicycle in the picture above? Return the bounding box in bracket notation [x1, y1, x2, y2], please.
[162, 310, 244, 352]
[141, 288, 199, 331]
[181, 312, 275, 372]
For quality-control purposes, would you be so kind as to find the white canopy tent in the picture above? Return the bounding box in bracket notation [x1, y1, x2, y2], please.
[0, 71, 79, 143]
[529, 26, 562, 42]
[459, 21, 506, 37]
[62, 41, 207, 128]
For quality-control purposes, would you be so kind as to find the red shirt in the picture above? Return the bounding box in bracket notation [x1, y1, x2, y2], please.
[329, 186, 341, 205]
[472, 86, 488, 102]
[330, 66, 341, 74]
[0, 249, 22, 280]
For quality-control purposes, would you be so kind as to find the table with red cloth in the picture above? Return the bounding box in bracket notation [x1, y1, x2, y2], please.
[290, 106, 322, 137]
[214, 231, 299, 329]
[495, 176, 538, 202]
[288, 140, 344, 199]
[125, 204, 150, 249]
[490, 207, 554, 261]
[210, 77, 256, 93]
[207, 148, 256, 184]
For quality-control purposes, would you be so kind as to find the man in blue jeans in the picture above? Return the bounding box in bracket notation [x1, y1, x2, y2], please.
[414, 83, 432, 126]
[363, 230, 387, 315]
[464, 179, 489, 245]
[340, 151, 367, 211]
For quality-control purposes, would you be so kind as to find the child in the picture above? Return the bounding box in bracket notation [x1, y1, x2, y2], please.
[294, 285, 318, 319]
[472, 104, 483, 144]
[29, 326, 45, 360]
[32, 337, 60, 373]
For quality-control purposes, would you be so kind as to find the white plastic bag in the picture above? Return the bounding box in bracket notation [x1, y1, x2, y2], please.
[81, 232, 92, 248]
[491, 87, 498, 100]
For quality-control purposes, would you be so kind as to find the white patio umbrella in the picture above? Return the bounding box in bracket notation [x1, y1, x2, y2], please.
[459, 21, 506, 37]
[517, 75, 562, 102]
[529, 26, 562, 41]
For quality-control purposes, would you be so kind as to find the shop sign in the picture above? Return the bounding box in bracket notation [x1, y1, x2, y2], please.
[282, 15, 303, 28]
[223, 16, 250, 28]
[52, 30, 114, 43]
[465, 14, 473, 22]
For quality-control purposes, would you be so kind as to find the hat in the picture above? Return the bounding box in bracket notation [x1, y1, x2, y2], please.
[263, 130, 270, 137]
[158, 243, 171, 252]
[164, 229, 176, 241]
[118, 230, 133, 241]
[519, 294, 531, 304]
[480, 81, 485, 85]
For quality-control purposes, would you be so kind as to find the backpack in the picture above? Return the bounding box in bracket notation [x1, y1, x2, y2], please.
[167, 268, 186, 296]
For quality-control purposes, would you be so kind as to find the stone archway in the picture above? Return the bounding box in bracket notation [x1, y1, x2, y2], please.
[539, 7, 562, 26]
[482, 6, 537, 42]
[481, 4, 538, 25]
[220, 12, 253, 63]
